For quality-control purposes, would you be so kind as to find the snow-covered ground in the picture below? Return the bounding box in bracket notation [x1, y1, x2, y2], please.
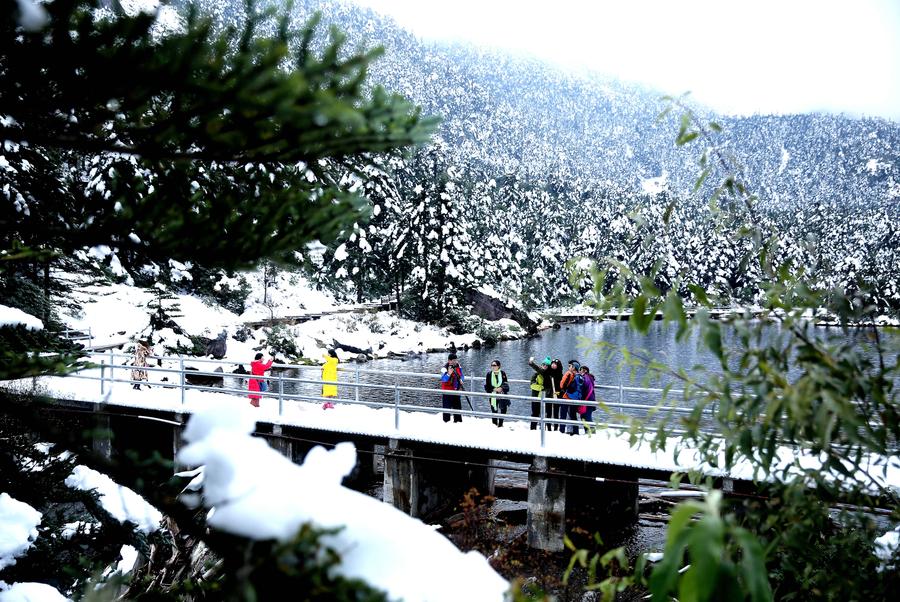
[178, 407, 509, 601]
[55, 269, 525, 364]
[0, 304, 43, 331]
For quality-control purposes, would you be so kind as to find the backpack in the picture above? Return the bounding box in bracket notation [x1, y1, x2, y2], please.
[567, 373, 584, 400]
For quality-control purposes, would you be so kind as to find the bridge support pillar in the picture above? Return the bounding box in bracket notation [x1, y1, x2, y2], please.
[269, 424, 292, 459]
[383, 439, 414, 512]
[345, 441, 376, 487]
[383, 439, 495, 520]
[92, 403, 112, 460]
[172, 413, 186, 471]
[527, 456, 566, 551]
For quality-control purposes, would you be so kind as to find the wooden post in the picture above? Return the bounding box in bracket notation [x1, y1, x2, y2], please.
[527, 456, 566, 551]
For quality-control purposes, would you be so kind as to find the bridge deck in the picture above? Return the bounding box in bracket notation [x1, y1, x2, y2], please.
[10, 360, 898, 494]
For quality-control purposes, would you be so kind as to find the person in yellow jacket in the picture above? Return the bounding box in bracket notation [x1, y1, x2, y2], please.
[321, 349, 339, 407]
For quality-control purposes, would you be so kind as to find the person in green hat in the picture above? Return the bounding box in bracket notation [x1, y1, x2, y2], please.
[527, 355, 553, 430]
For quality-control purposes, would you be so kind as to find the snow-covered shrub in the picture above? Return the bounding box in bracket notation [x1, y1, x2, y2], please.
[191, 267, 252, 315]
[263, 324, 300, 359]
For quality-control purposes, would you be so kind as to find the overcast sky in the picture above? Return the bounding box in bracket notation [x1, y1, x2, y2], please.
[352, 0, 900, 121]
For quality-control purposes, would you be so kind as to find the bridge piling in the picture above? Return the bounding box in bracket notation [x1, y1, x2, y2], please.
[527, 456, 566, 551]
[269, 424, 293, 460]
[91, 402, 112, 460]
[384, 438, 414, 513]
[383, 439, 496, 520]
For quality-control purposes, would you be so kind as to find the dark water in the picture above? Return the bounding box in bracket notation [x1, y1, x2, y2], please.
[265, 320, 711, 421]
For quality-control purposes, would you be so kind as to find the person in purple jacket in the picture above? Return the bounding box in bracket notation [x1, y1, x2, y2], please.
[575, 365, 596, 434]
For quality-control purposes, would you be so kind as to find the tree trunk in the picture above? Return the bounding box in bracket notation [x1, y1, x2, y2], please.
[42, 260, 51, 323]
[356, 260, 364, 304]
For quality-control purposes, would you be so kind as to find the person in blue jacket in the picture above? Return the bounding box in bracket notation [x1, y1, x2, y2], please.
[440, 352, 464, 423]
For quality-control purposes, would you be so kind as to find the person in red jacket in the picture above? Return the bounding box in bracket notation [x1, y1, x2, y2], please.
[440, 352, 465, 423]
[248, 352, 273, 407]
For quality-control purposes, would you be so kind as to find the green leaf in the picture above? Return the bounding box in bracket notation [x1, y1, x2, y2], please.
[629, 295, 657, 333]
[676, 131, 700, 146]
[735, 530, 773, 602]
[663, 291, 688, 339]
[704, 322, 724, 361]
[639, 276, 662, 298]
[688, 284, 711, 306]
[693, 167, 710, 192]
[663, 199, 677, 224]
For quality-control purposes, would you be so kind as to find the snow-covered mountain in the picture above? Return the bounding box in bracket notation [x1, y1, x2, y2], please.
[276, 0, 900, 208]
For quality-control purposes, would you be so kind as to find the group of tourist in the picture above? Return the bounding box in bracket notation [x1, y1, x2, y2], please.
[440, 353, 597, 433]
[135, 341, 595, 432]
[247, 349, 339, 408]
[526, 356, 596, 434]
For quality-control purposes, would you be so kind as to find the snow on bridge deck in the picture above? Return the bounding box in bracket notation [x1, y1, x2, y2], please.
[5, 356, 899, 492]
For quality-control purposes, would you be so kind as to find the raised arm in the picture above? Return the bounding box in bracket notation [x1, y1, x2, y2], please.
[527, 357, 546, 375]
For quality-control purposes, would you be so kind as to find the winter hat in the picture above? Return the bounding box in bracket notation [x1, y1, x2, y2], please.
[448, 352, 458, 361]
[542, 356, 552, 366]
[569, 360, 581, 371]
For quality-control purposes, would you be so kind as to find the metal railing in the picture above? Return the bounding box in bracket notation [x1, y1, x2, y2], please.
[54, 327, 94, 352]
[55, 350, 707, 447]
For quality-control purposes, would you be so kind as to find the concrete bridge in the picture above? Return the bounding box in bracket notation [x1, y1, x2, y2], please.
[14, 352, 774, 552]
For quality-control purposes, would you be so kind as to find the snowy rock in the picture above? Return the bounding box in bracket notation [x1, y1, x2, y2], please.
[0, 493, 41, 571]
[0, 582, 70, 602]
[465, 289, 538, 334]
[64, 467, 162, 534]
[0, 305, 43, 331]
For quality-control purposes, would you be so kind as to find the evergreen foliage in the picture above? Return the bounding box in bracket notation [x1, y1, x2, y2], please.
[580, 101, 900, 601]
[268, 0, 900, 314]
[1, 0, 433, 597]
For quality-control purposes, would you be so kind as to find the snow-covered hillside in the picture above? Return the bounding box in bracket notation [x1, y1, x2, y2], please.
[57, 266, 524, 364]
[180, 0, 899, 314]
[275, 0, 900, 207]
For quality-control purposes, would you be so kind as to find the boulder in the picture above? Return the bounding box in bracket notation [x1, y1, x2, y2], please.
[205, 330, 228, 359]
[184, 366, 224, 386]
[333, 339, 373, 356]
[464, 289, 539, 335]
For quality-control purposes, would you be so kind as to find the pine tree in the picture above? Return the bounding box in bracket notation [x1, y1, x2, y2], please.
[0, 1, 435, 597]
